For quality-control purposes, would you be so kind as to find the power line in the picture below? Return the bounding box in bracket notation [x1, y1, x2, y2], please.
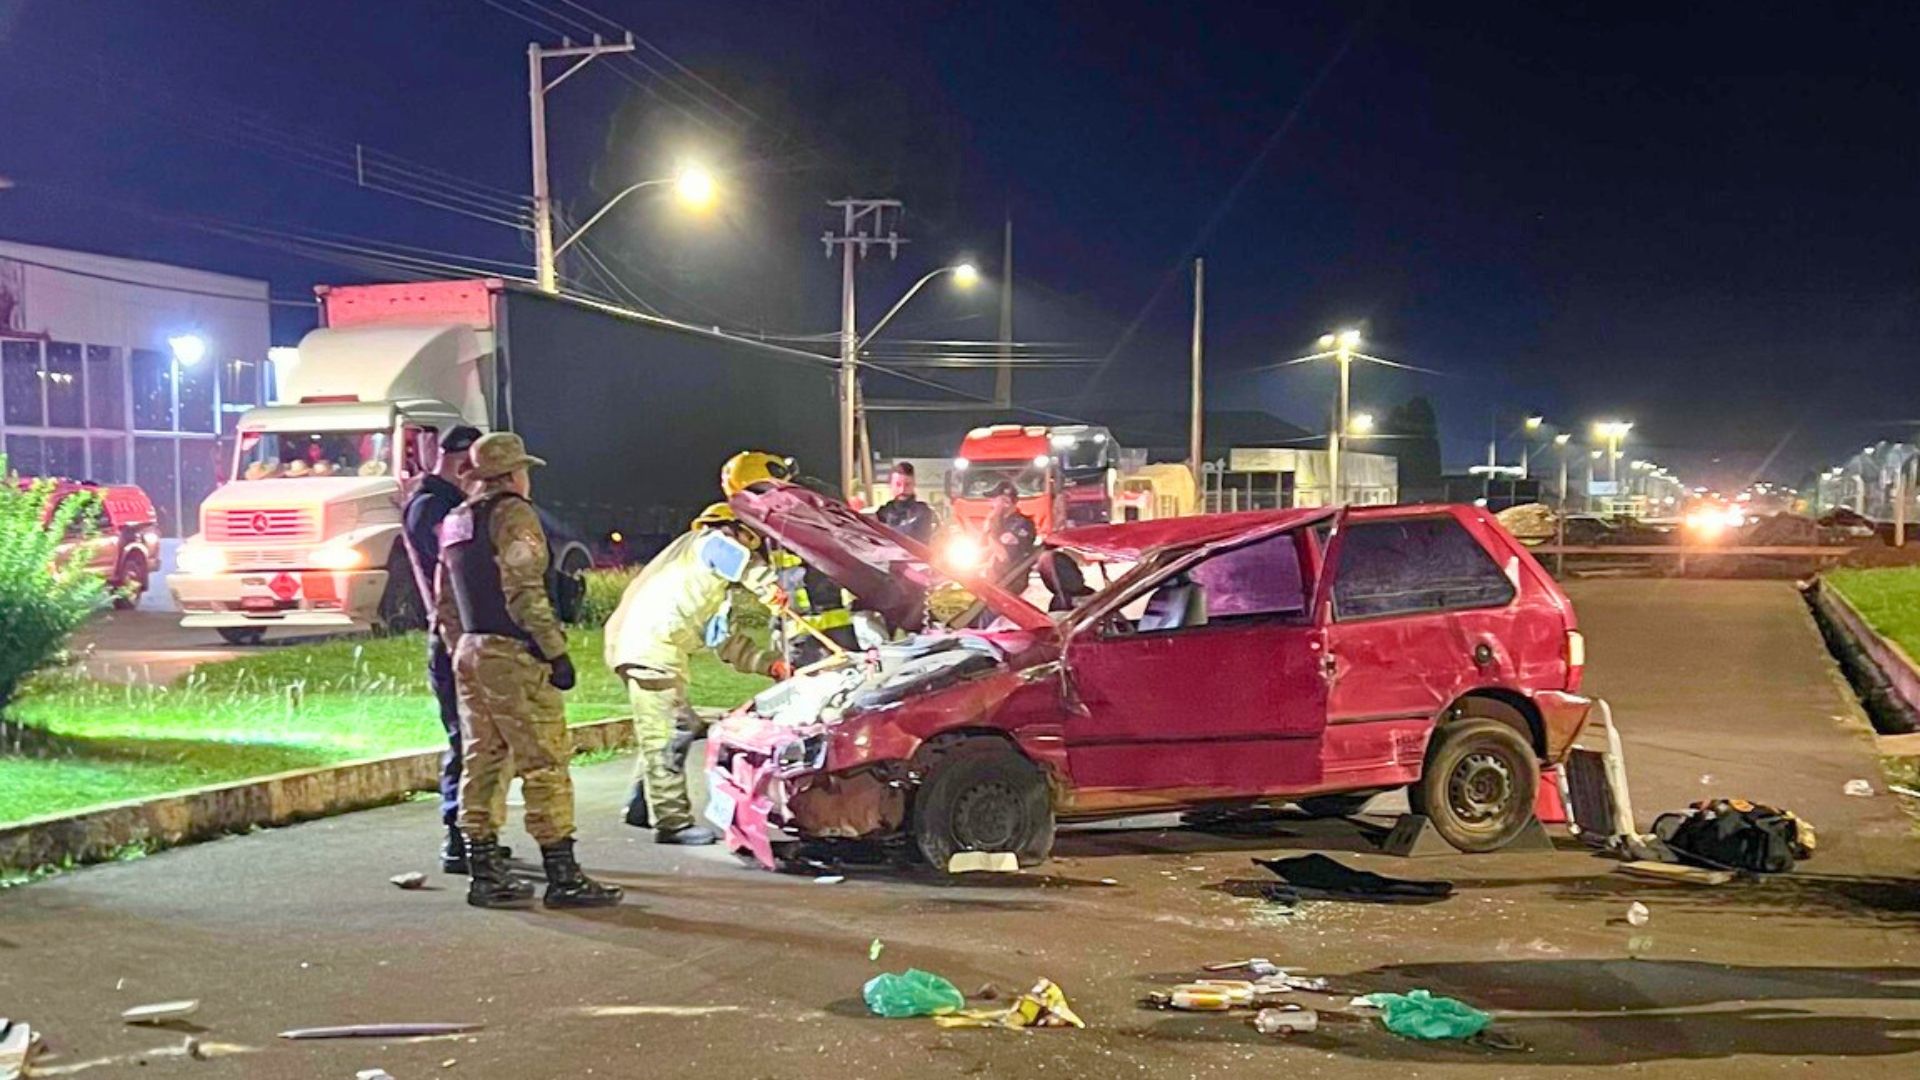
[0, 253, 314, 308]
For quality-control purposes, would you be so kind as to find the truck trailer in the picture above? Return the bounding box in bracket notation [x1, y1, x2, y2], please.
[170, 278, 838, 643]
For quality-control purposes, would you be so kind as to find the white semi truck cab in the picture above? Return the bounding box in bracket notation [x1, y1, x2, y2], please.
[170, 320, 489, 644]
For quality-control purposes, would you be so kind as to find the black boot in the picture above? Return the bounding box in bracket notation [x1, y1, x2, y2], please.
[623, 782, 652, 828]
[655, 824, 719, 846]
[465, 835, 535, 909]
[540, 839, 623, 909]
[443, 824, 510, 874]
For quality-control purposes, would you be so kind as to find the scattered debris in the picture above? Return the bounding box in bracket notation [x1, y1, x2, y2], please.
[1347, 996, 1380, 1011]
[1626, 901, 1652, 927]
[1649, 799, 1816, 873]
[1844, 778, 1875, 797]
[390, 871, 429, 890]
[869, 938, 885, 962]
[1468, 1029, 1533, 1052]
[574, 1005, 742, 1018]
[120, 1000, 200, 1026]
[2, 1018, 41, 1080]
[356, 1070, 395, 1080]
[1204, 957, 1279, 977]
[1146, 981, 1284, 1011]
[813, 875, 846, 885]
[933, 979, 1084, 1030]
[1360, 990, 1492, 1040]
[864, 970, 967, 1019]
[974, 983, 1001, 1001]
[1252, 853, 1454, 903]
[1252, 1006, 1318, 1036]
[278, 1023, 484, 1040]
[946, 852, 1018, 874]
[1618, 860, 1732, 886]
[1892, 784, 1920, 799]
[442, 1058, 459, 1068]
[1257, 972, 1329, 993]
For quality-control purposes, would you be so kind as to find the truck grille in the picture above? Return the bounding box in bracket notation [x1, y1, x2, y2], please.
[206, 508, 318, 543]
[224, 548, 307, 570]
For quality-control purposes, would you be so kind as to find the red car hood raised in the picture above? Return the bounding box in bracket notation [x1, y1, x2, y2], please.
[730, 485, 1054, 634]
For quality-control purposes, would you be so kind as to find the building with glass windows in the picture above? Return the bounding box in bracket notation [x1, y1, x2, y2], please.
[0, 239, 274, 535]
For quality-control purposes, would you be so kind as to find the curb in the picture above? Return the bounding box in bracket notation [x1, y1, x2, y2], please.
[1806, 578, 1920, 736]
[0, 716, 639, 874]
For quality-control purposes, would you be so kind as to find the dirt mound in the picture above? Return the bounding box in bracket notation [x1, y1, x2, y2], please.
[1838, 543, 1920, 569]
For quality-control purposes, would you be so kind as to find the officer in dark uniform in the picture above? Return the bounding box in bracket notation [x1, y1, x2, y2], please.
[874, 460, 937, 545]
[399, 424, 496, 874]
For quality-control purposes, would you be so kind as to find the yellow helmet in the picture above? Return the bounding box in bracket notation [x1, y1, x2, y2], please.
[691, 502, 737, 529]
[720, 451, 794, 497]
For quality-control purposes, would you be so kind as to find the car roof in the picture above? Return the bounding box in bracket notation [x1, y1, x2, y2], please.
[1048, 503, 1473, 562]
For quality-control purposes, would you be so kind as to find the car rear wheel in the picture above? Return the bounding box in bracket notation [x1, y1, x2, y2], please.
[1295, 792, 1380, 818]
[1410, 718, 1539, 853]
[112, 552, 149, 610]
[218, 627, 267, 646]
[912, 739, 1055, 873]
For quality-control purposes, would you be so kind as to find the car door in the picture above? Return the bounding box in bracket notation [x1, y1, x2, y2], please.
[1061, 527, 1329, 809]
[1317, 511, 1520, 782]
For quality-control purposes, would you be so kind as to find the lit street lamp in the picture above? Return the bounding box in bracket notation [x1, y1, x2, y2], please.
[1593, 420, 1633, 488]
[841, 262, 982, 497]
[1348, 411, 1375, 436]
[1315, 328, 1361, 505]
[552, 162, 717, 259]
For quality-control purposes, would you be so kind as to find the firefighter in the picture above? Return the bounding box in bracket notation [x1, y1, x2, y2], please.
[604, 502, 788, 844]
[434, 432, 621, 910]
[720, 451, 861, 668]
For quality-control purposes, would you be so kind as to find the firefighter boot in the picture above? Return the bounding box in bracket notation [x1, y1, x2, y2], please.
[623, 781, 651, 829]
[464, 835, 536, 909]
[655, 824, 720, 846]
[541, 839, 624, 909]
[443, 824, 511, 874]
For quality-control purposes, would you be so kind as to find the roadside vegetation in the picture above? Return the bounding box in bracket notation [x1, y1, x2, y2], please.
[0, 465, 112, 738]
[0, 628, 770, 824]
[1825, 566, 1920, 659]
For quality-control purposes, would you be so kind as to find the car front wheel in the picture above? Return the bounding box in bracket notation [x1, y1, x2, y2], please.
[912, 738, 1055, 872]
[217, 627, 267, 646]
[113, 551, 149, 610]
[1409, 718, 1539, 853]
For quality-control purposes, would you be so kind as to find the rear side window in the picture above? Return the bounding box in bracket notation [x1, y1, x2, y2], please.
[1333, 517, 1515, 620]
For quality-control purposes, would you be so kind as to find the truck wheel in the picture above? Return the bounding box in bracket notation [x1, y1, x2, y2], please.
[552, 545, 591, 624]
[913, 739, 1055, 872]
[1295, 792, 1380, 818]
[1409, 718, 1539, 853]
[218, 627, 267, 646]
[375, 548, 427, 635]
[112, 552, 149, 611]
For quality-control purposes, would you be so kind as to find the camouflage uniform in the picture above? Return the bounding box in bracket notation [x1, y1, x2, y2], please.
[605, 527, 782, 833]
[435, 480, 575, 846]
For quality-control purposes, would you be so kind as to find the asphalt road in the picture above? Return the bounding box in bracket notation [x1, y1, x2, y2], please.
[5, 579, 1918, 1078]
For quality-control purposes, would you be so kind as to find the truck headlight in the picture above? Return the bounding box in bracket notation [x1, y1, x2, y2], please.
[309, 544, 367, 570]
[177, 543, 225, 575]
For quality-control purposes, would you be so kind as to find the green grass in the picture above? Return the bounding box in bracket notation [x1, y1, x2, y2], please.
[1826, 567, 1920, 659]
[0, 629, 770, 824]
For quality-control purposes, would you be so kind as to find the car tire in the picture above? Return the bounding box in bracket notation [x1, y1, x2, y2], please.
[1409, 717, 1540, 853]
[1295, 792, 1379, 818]
[113, 552, 148, 611]
[218, 627, 267, 646]
[375, 547, 427, 636]
[913, 739, 1055, 872]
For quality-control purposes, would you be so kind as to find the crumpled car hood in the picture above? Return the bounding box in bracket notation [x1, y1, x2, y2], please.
[741, 633, 1007, 729]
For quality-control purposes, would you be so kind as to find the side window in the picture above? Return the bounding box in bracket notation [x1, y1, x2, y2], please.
[1190, 531, 1307, 621]
[1333, 517, 1515, 620]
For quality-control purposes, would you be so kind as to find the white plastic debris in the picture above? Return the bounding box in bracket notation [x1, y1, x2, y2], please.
[1626, 901, 1651, 927]
[811, 875, 846, 885]
[121, 1000, 201, 1025]
[1843, 779, 1874, 797]
[1253, 1007, 1318, 1035]
[946, 851, 1018, 874]
[390, 871, 429, 890]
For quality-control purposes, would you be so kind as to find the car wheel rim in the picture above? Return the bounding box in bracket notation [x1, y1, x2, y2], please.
[950, 781, 1021, 851]
[1447, 751, 1514, 826]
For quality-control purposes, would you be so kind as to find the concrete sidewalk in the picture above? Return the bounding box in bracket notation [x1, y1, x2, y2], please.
[2, 579, 1915, 1078]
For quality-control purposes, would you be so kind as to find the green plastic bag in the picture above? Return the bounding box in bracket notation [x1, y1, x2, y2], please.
[1361, 990, 1491, 1040]
[863, 969, 967, 1018]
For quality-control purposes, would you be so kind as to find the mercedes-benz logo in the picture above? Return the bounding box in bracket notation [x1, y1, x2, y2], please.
[248, 512, 270, 534]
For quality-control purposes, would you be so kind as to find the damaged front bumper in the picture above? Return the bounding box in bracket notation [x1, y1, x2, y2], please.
[705, 713, 909, 869]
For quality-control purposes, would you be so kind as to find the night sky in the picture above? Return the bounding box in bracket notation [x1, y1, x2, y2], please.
[3, 0, 1916, 487]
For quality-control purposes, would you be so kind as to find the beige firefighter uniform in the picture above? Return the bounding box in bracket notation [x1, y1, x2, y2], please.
[435, 479, 576, 846]
[604, 526, 782, 831]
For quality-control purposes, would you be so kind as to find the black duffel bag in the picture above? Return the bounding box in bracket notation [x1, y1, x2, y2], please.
[1650, 799, 1817, 874]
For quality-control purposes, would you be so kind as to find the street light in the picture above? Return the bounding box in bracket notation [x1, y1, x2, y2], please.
[1348, 411, 1375, 436]
[168, 334, 207, 367]
[841, 262, 984, 497]
[1313, 329, 1361, 505]
[552, 162, 717, 259]
[1593, 420, 1633, 488]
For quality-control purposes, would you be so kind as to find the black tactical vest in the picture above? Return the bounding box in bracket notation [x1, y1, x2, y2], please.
[442, 492, 535, 645]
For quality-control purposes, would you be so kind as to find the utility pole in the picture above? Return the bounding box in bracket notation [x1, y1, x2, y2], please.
[995, 215, 1014, 408]
[528, 34, 635, 293]
[1188, 258, 1205, 487]
[823, 198, 905, 500]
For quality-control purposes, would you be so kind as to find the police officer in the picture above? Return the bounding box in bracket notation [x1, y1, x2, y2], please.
[721, 451, 859, 667]
[874, 460, 937, 545]
[435, 433, 621, 910]
[398, 424, 506, 874]
[984, 480, 1038, 579]
[605, 502, 787, 843]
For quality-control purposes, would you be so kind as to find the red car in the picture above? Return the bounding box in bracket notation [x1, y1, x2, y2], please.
[708, 487, 1592, 871]
[45, 481, 161, 608]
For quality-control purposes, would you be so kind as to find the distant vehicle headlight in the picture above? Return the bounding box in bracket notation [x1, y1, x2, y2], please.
[177, 543, 226, 575]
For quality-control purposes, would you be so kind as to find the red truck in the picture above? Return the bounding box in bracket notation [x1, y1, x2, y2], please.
[708, 487, 1591, 872]
[42, 480, 160, 607]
